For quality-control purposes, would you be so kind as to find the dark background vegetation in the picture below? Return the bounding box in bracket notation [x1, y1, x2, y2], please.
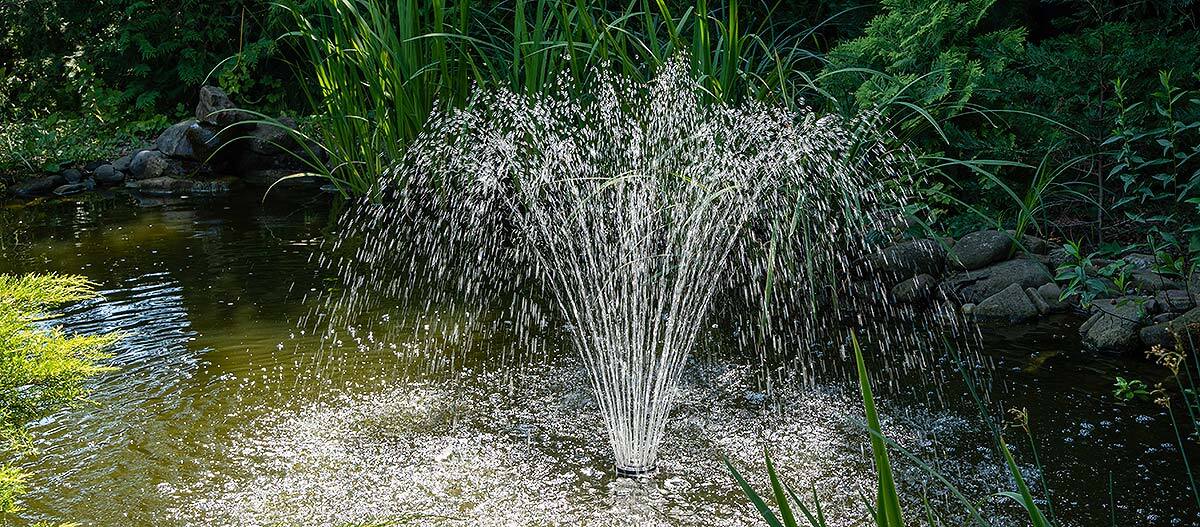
[1, 0, 1197, 250]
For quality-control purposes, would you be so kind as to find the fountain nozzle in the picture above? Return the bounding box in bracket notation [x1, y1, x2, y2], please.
[615, 464, 657, 478]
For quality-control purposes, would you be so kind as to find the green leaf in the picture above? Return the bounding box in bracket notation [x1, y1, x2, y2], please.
[853, 332, 904, 527]
[725, 455, 785, 527]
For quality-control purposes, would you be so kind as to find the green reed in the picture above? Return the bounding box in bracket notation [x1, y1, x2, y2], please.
[275, 0, 808, 196]
[726, 332, 1056, 526]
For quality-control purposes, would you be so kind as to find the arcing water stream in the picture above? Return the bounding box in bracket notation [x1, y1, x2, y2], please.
[312, 58, 968, 474]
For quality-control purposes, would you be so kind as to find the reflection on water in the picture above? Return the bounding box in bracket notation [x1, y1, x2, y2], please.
[0, 193, 1195, 526]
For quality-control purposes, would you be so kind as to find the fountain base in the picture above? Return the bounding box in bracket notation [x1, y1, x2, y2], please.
[615, 464, 657, 478]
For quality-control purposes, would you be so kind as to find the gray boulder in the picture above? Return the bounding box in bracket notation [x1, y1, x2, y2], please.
[155, 122, 191, 158]
[1018, 252, 1054, 269]
[1153, 312, 1177, 324]
[942, 258, 1054, 303]
[1142, 308, 1200, 350]
[1166, 307, 1200, 345]
[248, 118, 300, 156]
[950, 230, 1013, 270]
[156, 120, 220, 161]
[129, 176, 234, 196]
[1155, 290, 1197, 313]
[1025, 287, 1052, 315]
[52, 182, 88, 196]
[62, 168, 83, 183]
[1141, 323, 1173, 349]
[112, 153, 133, 173]
[130, 150, 154, 176]
[11, 174, 65, 197]
[1129, 270, 1184, 293]
[93, 164, 123, 185]
[1037, 282, 1062, 302]
[129, 150, 197, 180]
[856, 239, 946, 282]
[1047, 246, 1073, 270]
[129, 177, 194, 196]
[891, 274, 938, 304]
[1035, 282, 1071, 313]
[974, 283, 1039, 322]
[196, 85, 252, 127]
[1006, 230, 1049, 254]
[1080, 298, 1150, 354]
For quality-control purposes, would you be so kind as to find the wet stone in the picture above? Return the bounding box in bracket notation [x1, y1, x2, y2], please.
[1129, 270, 1184, 293]
[1155, 290, 1197, 313]
[11, 174, 64, 197]
[974, 283, 1040, 322]
[94, 164, 123, 185]
[950, 230, 1012, 270]
[53, 182, 89, 196]
[942, 258, 1053, 304]
[891, 274, 938, 304]
[855, 239, 946, 283]
[1080, 298, 1149, 354]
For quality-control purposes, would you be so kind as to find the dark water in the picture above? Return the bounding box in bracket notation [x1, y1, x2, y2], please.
[1, 191, 1195, 526]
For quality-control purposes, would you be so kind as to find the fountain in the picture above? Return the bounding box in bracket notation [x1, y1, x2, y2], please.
[314, 57, 945, 475]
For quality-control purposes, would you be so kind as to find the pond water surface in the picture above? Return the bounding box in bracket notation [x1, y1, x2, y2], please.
[1, 192, 1195, 526]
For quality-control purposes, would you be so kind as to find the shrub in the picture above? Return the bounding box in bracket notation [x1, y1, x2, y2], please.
[0, 274, 114, 519]
[0, 0, 291, 120]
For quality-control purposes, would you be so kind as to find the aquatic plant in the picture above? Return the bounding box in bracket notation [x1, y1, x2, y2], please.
[727, 333, 1055, 526]
[276, 0, 811, 196]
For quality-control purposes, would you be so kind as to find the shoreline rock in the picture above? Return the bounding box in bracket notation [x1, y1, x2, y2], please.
[8, 85, 319, 201]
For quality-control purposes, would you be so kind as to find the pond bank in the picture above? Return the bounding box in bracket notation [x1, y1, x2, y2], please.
[6, 86, 327, 201]
[865, 227, 1200, 364]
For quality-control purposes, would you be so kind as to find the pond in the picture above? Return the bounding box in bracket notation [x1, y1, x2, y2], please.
[1, 192, 1195, 526]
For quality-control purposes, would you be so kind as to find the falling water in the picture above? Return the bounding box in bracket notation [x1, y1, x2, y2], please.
[310, 57, 972, 475]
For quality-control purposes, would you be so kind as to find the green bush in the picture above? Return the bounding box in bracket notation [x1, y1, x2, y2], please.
[0, 113, 167, 176]
[1105, 71, 1200, 264]
[0, 274, 114, 519]
[820, 0, 1025, 141]
[0, 0, 290, 120]
[989, 21, 1199, 156]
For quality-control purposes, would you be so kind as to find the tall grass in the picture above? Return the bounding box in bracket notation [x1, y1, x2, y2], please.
[276, 0, 811, 196]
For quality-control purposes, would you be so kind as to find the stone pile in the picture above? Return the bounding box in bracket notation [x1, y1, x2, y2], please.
[10, 86, 325, 199]
[868, 228, 1200, 355]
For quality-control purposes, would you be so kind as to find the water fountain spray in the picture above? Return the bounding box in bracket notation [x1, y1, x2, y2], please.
[316, 57, 918, 475]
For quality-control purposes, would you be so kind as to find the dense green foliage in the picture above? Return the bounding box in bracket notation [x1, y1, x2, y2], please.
[0, 0, 293, 173]
[0, 0, 289, 117]
[821, 0, 1025, 133]
[2, 0, 1197, 254]
[0, 274, 113, 518]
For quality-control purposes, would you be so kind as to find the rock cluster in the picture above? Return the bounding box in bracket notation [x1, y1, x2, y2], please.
[10, 86, 325, 199]
[871, 228, 1200, 356]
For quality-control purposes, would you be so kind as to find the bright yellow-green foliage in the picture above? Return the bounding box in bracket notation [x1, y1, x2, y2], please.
[0, 274, 115, 516]
[0, 466, 27, 517]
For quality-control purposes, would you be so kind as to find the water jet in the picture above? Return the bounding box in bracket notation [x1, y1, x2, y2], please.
[316, 57, 926, 474]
